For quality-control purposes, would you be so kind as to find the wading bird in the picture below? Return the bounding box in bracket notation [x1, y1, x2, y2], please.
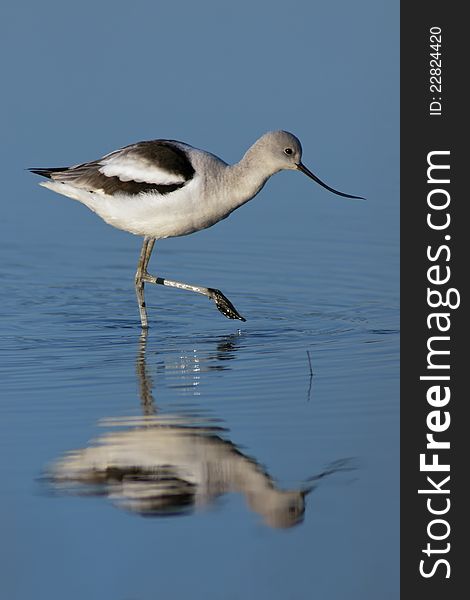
[30, 131, 362, 327]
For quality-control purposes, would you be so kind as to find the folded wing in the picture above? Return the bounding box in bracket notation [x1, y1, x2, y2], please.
[29, 140, 196, 196]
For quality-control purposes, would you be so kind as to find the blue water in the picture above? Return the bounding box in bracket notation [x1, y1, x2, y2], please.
[1, 180, 398, 599]
[1, 1, 398, 597]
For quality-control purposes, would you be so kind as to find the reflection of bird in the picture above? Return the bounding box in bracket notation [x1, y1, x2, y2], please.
[30, 131, 362, 327]
[47, 332, 354, 528]
[49, 419, 309, 529]
[47, 332, 304, 528]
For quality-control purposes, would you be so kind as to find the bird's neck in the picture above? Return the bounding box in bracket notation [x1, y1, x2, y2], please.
[222, 145, 280, 210]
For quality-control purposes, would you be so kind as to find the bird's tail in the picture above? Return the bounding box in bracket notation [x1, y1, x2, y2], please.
[28, 167, 69, 179]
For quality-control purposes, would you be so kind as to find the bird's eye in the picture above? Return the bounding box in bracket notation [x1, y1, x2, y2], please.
[284, 148, 293, 155]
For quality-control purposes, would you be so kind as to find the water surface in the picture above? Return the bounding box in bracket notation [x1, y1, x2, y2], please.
[1, 195, 398, 599]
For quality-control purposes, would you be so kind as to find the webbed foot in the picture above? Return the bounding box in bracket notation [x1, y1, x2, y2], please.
[208, 288, 246, 321]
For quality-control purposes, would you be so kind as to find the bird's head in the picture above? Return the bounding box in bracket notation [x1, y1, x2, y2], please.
[256, 130, 364, 199]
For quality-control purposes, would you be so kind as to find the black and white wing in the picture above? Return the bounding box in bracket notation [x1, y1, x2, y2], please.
[29, 140, 196, 196]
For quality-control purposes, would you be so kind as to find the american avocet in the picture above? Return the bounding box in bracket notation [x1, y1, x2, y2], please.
[30, 131, 362, 327]
[48, 413, 311, 527]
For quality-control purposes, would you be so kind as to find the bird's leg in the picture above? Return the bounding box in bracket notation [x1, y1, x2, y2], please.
[143, 273, 246, 322]
[135, 236, 156, 328]
[135, 237, 245, 326]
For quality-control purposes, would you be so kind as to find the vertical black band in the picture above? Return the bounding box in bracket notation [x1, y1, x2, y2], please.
[401, 4, 465, 597]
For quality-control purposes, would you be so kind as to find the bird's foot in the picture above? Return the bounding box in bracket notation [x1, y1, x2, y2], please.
[208, 288, 246, 321]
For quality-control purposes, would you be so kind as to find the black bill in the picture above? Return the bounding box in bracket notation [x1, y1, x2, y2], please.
[297, 163, 364, 199]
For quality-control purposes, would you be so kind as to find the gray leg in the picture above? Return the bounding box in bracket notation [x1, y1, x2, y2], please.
[134, 237, 245, 327]
[135, 237, 155, 329]
[143, 273, 246, 321]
